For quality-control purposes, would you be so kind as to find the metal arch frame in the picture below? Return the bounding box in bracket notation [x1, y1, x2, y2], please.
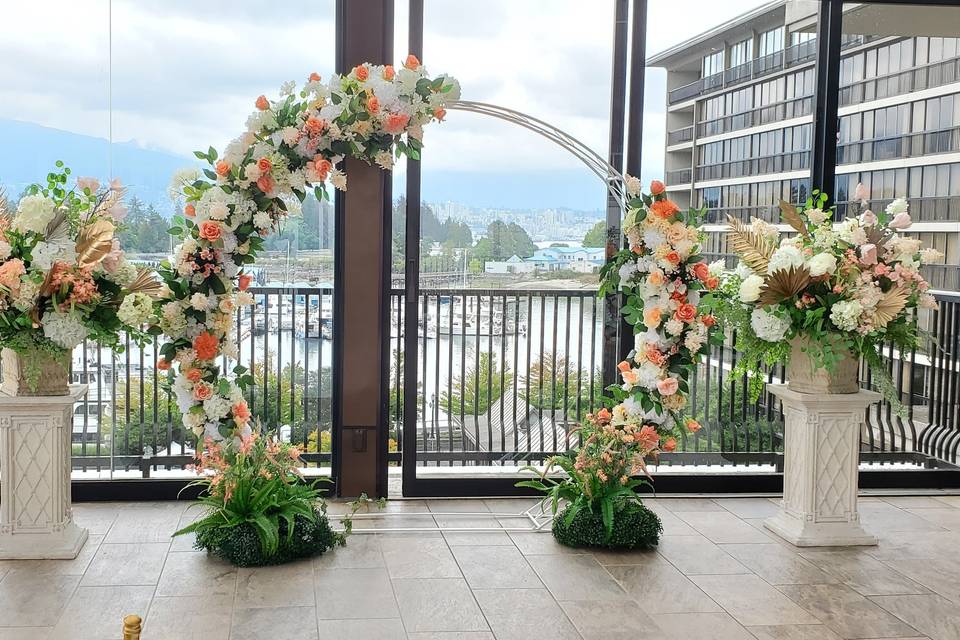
[446, 100, 632, 214]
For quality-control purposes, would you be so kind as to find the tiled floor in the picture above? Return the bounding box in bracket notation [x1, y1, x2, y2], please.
[3, 495, 960, 639]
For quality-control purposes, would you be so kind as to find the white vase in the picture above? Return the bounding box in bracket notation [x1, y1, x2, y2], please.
[764, 384, 879, 547]
[786, 336, 859, 395]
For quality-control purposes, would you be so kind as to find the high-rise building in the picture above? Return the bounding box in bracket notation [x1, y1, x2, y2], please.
[648, 0, 960, 289]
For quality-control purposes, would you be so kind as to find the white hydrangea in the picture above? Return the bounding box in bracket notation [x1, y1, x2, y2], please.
[750, 308, 791, 343]
[167, 167, 200, 201]
[885, 198, 908, 215]
[160, 302, 187, 338]
[812, 226, 837, 250]
[643, 229, 666, 249]
[734, 261, 754, 279]
[253, 211, 272, 230]
[738, 275, 764, 303]
[190, 292, 210, 311]
[635, 361, 662, 391]
[767, 245, 805, 274]
[664, 318, 684, 336]
[808, 253, 838, 277]
[14, 195, 56, 234]
[203, 395, 233, 421]
[13, 278, 40, 311]
[42, 312, 89, 349]
[31, 241, 76, 271]
[117, 293, 153, 327]
[830, 300, 863, 332]
[805, 208, 829, 225]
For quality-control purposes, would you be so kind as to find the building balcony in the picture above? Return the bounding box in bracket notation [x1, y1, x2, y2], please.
[697, 95, 814, 139]
[837, 126, 960, 165]
[665, 168, 693, 184]
[695, 150, 810, 182]
[839, 54, 960, 108]
[667, 125, 695, 146]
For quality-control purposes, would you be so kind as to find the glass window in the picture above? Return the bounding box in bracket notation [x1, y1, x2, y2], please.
[702, 50, 724, 77]
[729, 38, 752, 68]
[759, 27, 784, 57]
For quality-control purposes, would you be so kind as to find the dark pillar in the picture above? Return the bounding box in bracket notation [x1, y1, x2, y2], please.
[811, 0, 843, 203]
[333, 0, 393, 498]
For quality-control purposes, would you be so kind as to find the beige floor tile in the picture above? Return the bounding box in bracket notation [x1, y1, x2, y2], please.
[605, 554, 722, 615]
[230, 606, 318, 640]
[313, 534, 383, 569]
[560, 599, 667, 639]
[640, 502, 699, 536]
[380, 537, 462, 579]
[674, 511, 772, 544]
[799, 549, 928, 596]
[393, 578, 488, 633]
[406, 633, 495, 639]
[0, 570, 79, 626]
[881, 496, 953, 510]
[871, 594, 960, 640]
[71, 503, 121, 536]
[508, 531, 588, 556]
[692, 574, 818, 627]
[142, 595, 232, 640]
[656, 535, 750, 575]
[905, 508, 960, 531]
[482, 498, 541, 514]
[434, 515, 513, 546]
[777, 583, 921, 639]
[866, 530, 960, 562]
[655, 612, 756, 640]
[450, 545, 541, 589]
[155, 551, 236, 597]
[426, 499, 491, 514]
[714, 498, 782, 519]
[473, 588, 578, 640]
[236, 559, 315, 608]
[50, 585, 154, 640]
[526, 554, 629, 601]
[879, 555, 960, 602]
[721, 544, 838, 585]
[931, 496, 960, 509]
[0, 629, 53, 640]
[745, 624, 844, 639]
[654, 498, 726, 512]
[315, 618, 407, 640]
[0, 534, 103, 577]
[314, 567, 399, 619]
[80, 542, 169, 586]
[105, 504, 184, 544]
[858, 503, 946, 534]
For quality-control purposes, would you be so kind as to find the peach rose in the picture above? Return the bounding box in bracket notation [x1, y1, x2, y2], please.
[198, 221, 222, 242]
[404, 54, 420, 70]
[0, 259, 25, 295]
[691, 262, 710, 281]
[665, 250, 681, 265]
[256, 174, 276, 194]
[617, 360, 632, 373]
[308, 72, 321, 82]
[650, 180, 666, 195]
[433, 107, 446, 121]
[383, 112, 411, 135]
[353, 65, 369, 81]
[596, 408, 612, 424]
[701, 314, 717, 327]
[648, 270, 666, 287]
[184, 204, 196, 217]
[383, 65, 395, 80]
[656, 377, 679, 396]
[257, 157, 272, 174]
[312, 157, 332, 180]
[186, 368, 202, 383]
[157, 359, 171, 371]
[238, 273, 253, 291]
[662, 437, 678, 452]
[192, 382, 213, 401]
[255, 95, 270, 111]
[305, 117, 326, 136]
[643, 306, 662, 329]
[675, 303, 697, 323]
[622, 370, 639, 385]
[637, 425, 660, 450]
[704, 276, 719, 290]
[366, 95, 380, 114]
[215, 160, 231, 177]
[685, 418, 702, 433]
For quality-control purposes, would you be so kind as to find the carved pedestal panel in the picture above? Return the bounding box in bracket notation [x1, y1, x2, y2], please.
[0, 385, 88, 559]
[764, 384, 879, 547]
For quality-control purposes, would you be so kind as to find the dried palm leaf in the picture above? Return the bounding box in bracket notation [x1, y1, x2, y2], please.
[872, 285, 909, 329]
[124, 267, 166, 300]
[39, 267, 58, 297]
[779, 200, 809, 237]
[75, 219, 115, 268]
[0, 188, 11, 228]
[92, 186, 126, 217]
[726, 214, 776, 275]
[865, 225, 893, 247]
[44, 209, 70, 245]
[758, 265, 811, 306]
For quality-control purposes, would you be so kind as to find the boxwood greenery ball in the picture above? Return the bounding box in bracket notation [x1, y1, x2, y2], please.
[552, 502, 662, 550]
[194, 509, 343, 567]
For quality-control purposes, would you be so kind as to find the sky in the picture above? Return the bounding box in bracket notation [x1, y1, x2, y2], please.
[0, 0, 767, 211]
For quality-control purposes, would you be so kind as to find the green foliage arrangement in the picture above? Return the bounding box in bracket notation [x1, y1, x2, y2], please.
[552, 501, 661, 550]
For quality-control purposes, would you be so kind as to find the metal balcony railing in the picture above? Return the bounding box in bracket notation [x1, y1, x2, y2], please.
[839, 55, 960, 107]
[696, 150, 811, 181]
[697, 95, 814, 138]
[667, 125, 695, 145]
[837, 126, 960, 165]
[665, 168, 693, 184]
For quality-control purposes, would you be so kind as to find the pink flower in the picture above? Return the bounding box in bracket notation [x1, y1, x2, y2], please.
[383, 112, 411, 135]
[860, 209, 877, 226]
[854, 182, 869, 204]
[102, 239, 123, 273]
[109, 178, 123, 191]
[889, 212, 912, 230]
[107, 203, 128, 222]
[656, 377, 679, 396]
[0, 259, 25, 295]
[860, 244, 877, 266]
[76, 176, 100, 193]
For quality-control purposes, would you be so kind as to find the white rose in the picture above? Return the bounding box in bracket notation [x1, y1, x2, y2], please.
[738, 275, 764, 303]
[190, 292, 209, 311]
[767, 246, 805, 274]
[808, 253, 837, 277]
[14, 195, 56, 234]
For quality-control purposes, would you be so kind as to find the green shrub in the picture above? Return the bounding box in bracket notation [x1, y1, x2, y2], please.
[552, 501, 661, 550]
[194, 508, 341, 567]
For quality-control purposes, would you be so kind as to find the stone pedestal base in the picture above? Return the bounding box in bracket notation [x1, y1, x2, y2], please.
[0, 385, 89, 559]
[764, 384, 879, 547]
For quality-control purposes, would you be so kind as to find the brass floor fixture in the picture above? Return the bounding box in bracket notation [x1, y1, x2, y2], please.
[122, 614, 141, 640]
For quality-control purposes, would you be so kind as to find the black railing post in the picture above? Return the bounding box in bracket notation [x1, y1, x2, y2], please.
[811, 0, 843, 201]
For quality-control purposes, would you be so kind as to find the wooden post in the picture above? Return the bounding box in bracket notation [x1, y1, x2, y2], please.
[332, 0, 394, 498]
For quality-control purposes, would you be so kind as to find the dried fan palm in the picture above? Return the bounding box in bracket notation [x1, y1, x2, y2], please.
[44, 209, 71, 245]
[0, 188, 11, 228]
[758, 265, 811, 306]
[75, 219, 115, 268]
[725, 214, 776, 275]
[125, 267, 166, 300]
[872, 285, 909, 329]
[779, 200, 809, 237]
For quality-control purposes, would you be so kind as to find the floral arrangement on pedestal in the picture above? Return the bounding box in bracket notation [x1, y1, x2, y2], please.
[0, 163, 159, 395]
[710, 187, 941, 403]
[159, 57, 458, 565]
[520, 179, 720, 549]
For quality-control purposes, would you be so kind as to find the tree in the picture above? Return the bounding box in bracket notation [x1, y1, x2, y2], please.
[117, 197, 171, 253]
[519, 353, 603, 422]
[440, 351, 513, 416]
[582, 221, 606, 248]
[473, 220, 536, 262]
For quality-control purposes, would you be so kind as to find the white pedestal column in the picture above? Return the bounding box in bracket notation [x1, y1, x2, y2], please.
[0, 384, 88, 559]
[764, 384, 879, 547]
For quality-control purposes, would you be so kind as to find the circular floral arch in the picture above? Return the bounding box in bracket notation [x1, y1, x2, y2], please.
[157, 56, 460, 441]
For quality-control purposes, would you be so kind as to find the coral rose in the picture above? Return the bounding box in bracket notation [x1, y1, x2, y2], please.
[383, 112, 411, 135]
[665, 250, 681, 265]
[701, 314, 717, 327]
[198, 221, 222, 242]
[656, 377, 679, 396]
[238, 273, 253, 291]
[617, 360, 632, 373]
[305, 117, 326, 136]
[184, 204, 196, 217]
[233, 401, 251, 424]
[643, 306, 662, 329]
[257, 157, 272, 174]
[192, 382, 213, 401]
[308, 72, 321, 82]
[353, 65, 369, 81]
[186, 368, 202, 383]
[404, 54, 420, 70]
[685, 418, 702, 433]
[637, 425, 660, 450]
[705, 276, 719, 290]
[383, 65, 395, 80]
[691, 262, 710, 281]
[256, 174, 276, 194]
[255, 95, 270, 111]
[157, 359, 171, 371]
[675, 303, 697, 323]
[215, 160, 231, 177]
[366, 95, 380, 114]
[193, 331, 219, 361]
[650, 180, 666, 195]
[662, 437, 678, 452]
[433, 107, 446, 121]
[596, 408, 612, 424]
[650, 199, 680, 220]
